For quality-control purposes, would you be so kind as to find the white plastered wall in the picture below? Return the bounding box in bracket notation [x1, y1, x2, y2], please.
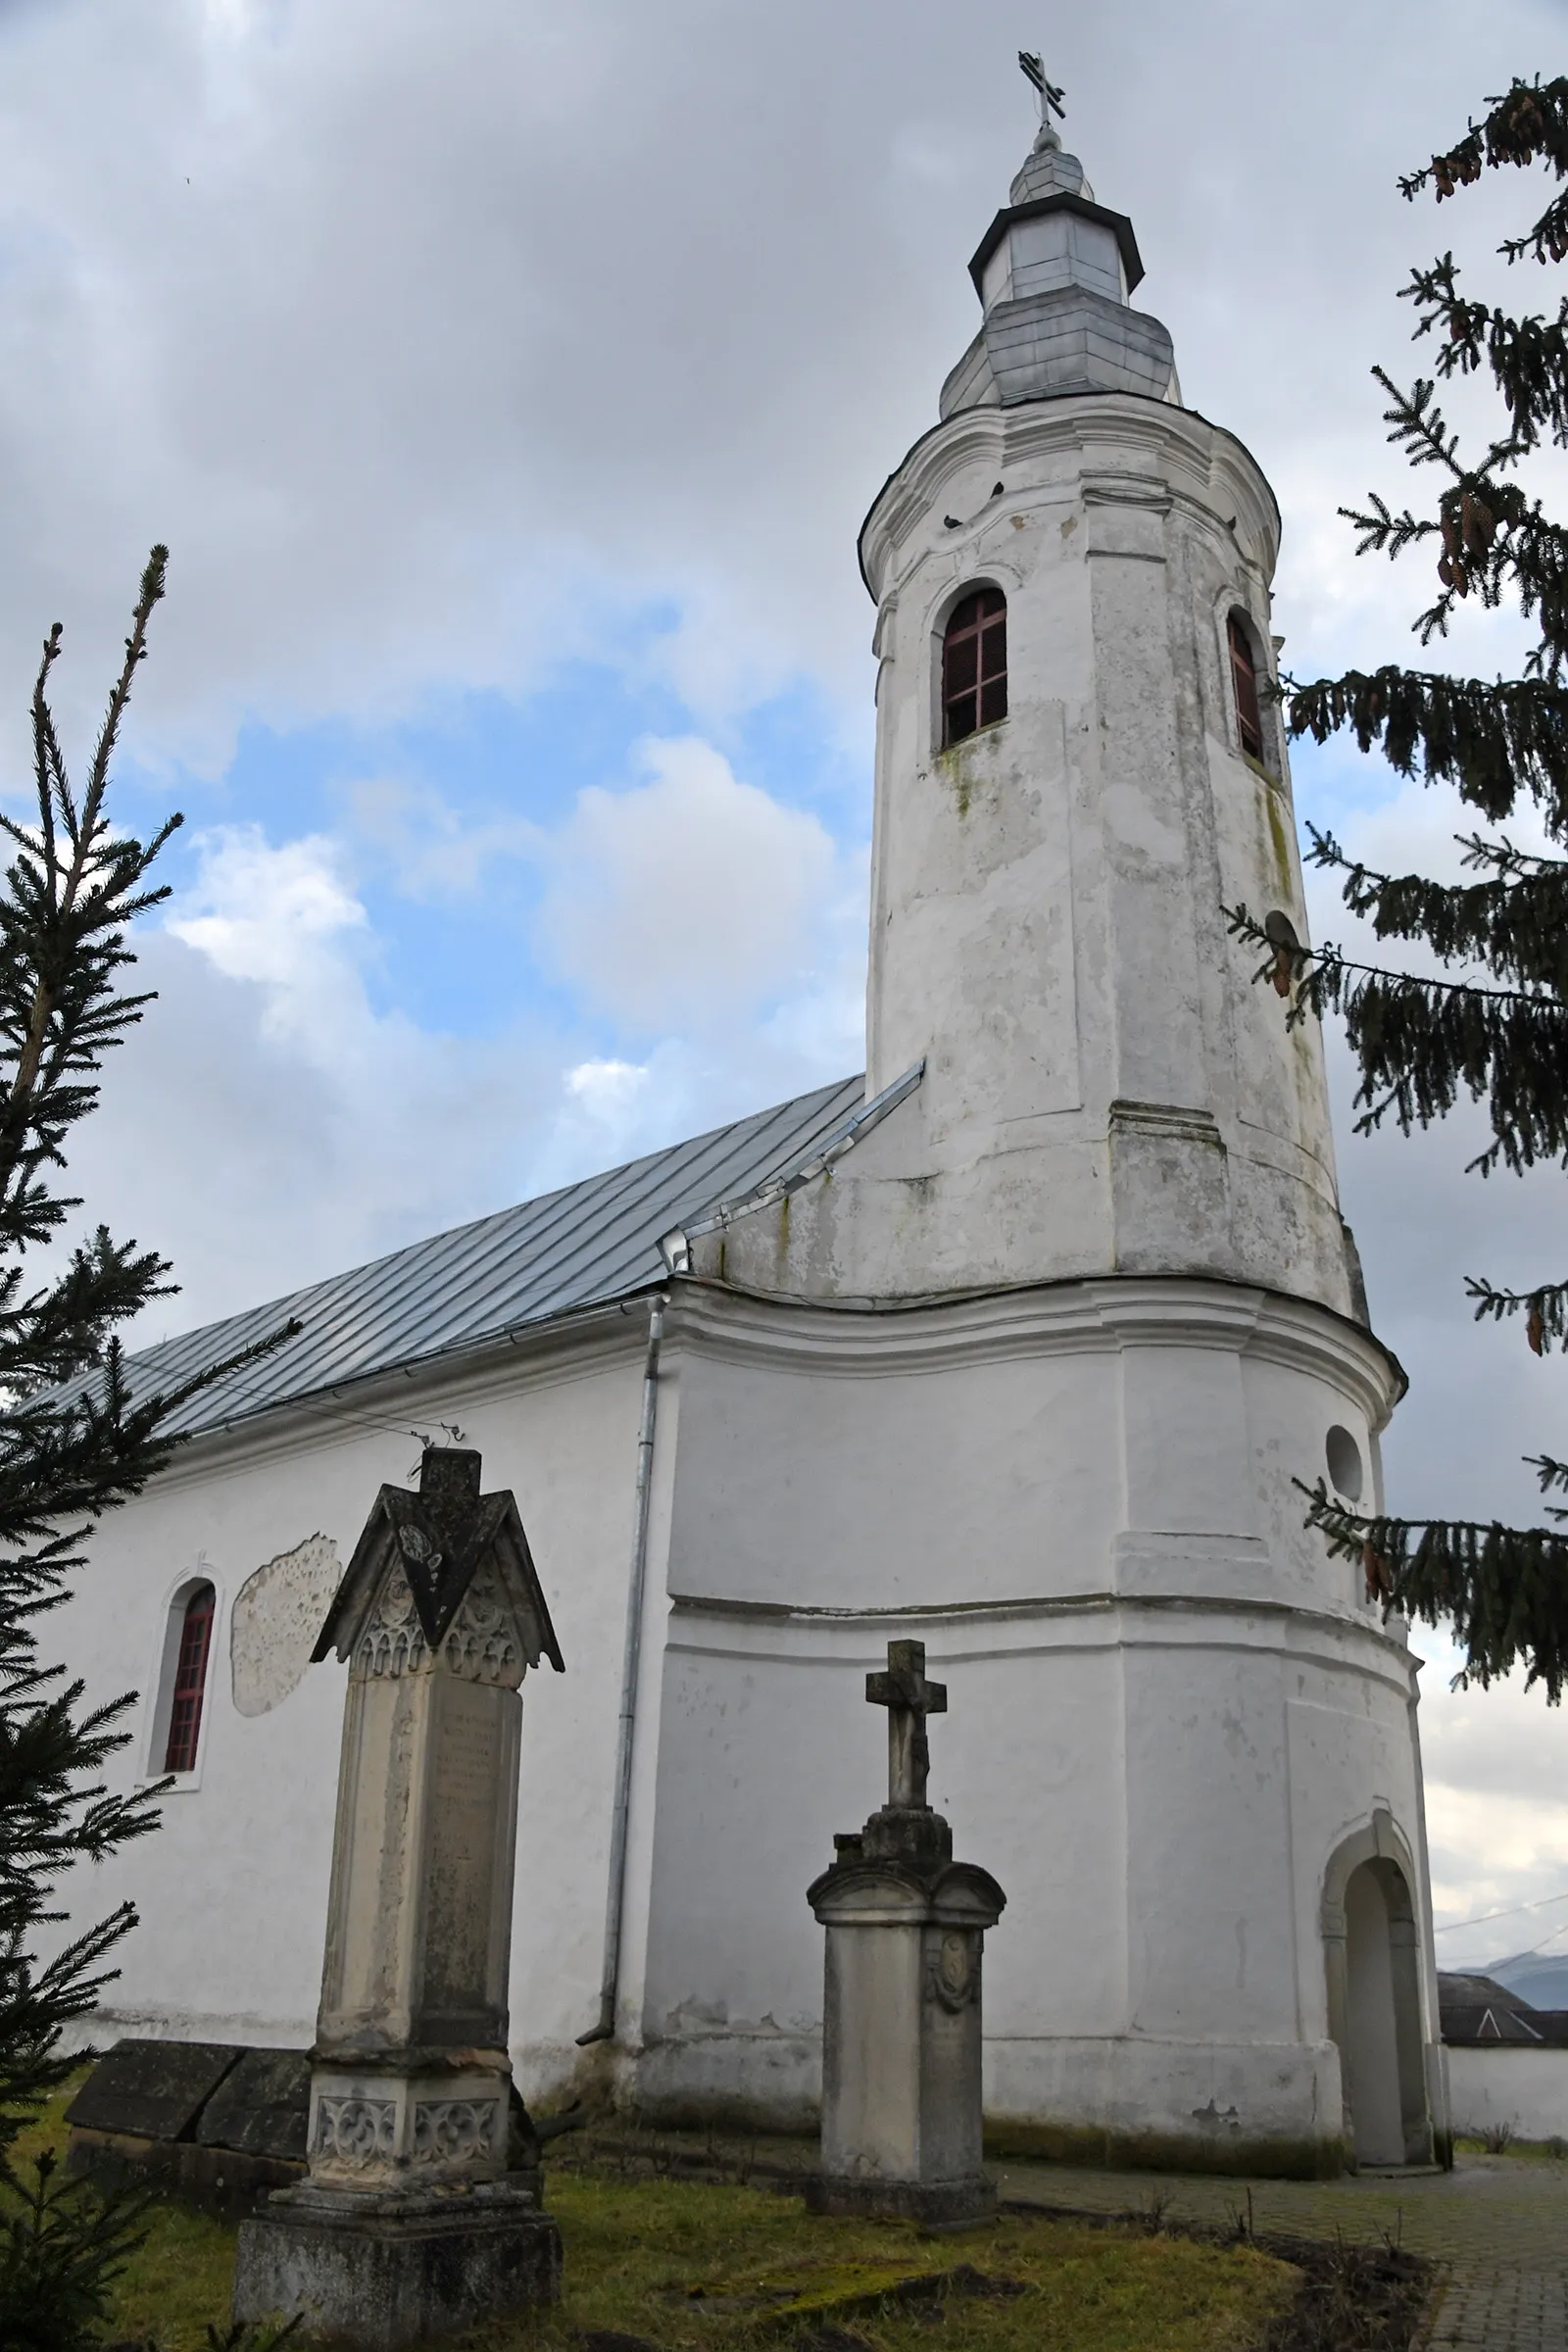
[621, 1282, 1437, 2163]
[1446, 2048, 1568, 2142]
[47, 1318, 649, 2099]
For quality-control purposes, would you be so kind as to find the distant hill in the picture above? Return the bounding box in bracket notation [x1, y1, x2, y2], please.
[1486, 1951, 1568, 2009]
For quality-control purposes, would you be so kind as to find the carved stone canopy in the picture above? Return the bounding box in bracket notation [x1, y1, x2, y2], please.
[312, 1446, 564, 1673]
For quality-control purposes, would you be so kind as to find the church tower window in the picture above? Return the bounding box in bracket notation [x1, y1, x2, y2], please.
[942, 589, 1007, 746]
[1228, 612, 1265, 763]
[163, 1582, 216, 1774]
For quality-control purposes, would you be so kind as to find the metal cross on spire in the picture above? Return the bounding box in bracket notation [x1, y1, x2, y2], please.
[866, 1639, 948, 1810]
[1018, 51, 1066, 130]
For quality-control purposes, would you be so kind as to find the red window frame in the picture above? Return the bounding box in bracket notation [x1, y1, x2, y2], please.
[942, 589, 1007, 747]
[1228, 614, 1265, 762]
[164, 1584, 216, 1774]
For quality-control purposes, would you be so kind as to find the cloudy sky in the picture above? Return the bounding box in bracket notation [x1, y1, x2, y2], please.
[5, 0, 1568, 1968]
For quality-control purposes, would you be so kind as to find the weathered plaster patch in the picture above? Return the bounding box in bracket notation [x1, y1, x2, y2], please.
[230, 1534, 343, 1717]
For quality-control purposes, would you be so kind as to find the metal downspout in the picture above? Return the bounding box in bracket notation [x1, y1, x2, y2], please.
[578, 1293, 666, 2045]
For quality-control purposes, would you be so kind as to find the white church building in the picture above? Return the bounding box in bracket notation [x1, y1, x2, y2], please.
[57, 95, 1448, 2178]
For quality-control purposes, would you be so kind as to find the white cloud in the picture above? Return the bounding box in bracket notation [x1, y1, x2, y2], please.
[56, 829, 561, 1328]
[167, 825, 368, 1042]
[538, 736, 844, 1034]
[566, 1056, 648, 1114]
[345, 776, 540, 901]
[51, 743, 867, 1331]
[0, 0, 1554, 771]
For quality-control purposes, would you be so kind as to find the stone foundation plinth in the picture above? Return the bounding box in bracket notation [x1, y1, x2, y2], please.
[804, 2171, 997, 2225]
[232, 2178, 561, 2346]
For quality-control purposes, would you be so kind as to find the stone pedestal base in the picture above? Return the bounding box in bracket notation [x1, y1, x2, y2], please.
[808, 1803, 1005, 2231]
[232, 2178, 561, 2347]
[805, 2171, 998, 2226]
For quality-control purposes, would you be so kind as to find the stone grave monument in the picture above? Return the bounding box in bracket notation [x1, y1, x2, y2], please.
[233, 1446, 564, 2347]
[66, 2039, 309, 2214]
[807, 1640, 1004, 2223]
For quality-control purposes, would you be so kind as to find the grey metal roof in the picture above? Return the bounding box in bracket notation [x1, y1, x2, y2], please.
[123, 1073, 864, 1443]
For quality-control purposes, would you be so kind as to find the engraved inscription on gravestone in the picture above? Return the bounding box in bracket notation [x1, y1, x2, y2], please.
[426, 1677, 507, 2008]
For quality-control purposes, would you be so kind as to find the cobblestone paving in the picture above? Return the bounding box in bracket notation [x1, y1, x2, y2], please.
[994, 2153, 1568, 2348]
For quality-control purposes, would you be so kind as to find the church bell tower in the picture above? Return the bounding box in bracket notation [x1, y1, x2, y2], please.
[666, 70, 1446, 2175]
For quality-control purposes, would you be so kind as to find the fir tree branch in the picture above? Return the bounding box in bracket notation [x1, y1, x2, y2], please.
[1226, 901, 1568, 1171]
[1304, 822, 1568, 993]
[1468, 1274, 1568, 1354]
[0, 558, 308, 2256]
[0, 547, 179, 1246]
[1300, 1477, 1568, 1699]
[1399, 75, 1568, 268]
[1264, 77, 1568, 1705]
[1285, 667, 1568, 828]
[1407, 253, 1568, 451]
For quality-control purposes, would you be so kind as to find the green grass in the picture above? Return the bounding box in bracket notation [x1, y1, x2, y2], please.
[11, 2082, 1298, 2351]
[482, 2172, 1298, 2352]
[1451, 2130, 1568, 2165]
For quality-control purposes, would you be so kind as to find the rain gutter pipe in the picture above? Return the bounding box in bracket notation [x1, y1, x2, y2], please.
[578, 1290, 666, 2046]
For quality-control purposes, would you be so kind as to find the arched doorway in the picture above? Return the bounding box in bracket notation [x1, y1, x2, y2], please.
[1323, 1815, 1433, 2168]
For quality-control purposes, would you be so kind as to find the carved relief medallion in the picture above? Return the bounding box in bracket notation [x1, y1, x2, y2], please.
[929, 1931, 980, 2012]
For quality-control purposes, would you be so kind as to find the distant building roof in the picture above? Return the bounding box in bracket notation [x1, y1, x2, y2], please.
[1438, 1971, 1568, 2046]
[113, 1073, 865, 1446]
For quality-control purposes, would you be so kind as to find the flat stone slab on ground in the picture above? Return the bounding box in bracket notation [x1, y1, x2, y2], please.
[195, 2048, 309, 2161]
[66, 2040, 243, 2142]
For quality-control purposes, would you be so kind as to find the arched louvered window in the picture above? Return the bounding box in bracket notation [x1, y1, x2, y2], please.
[942, 588, 1007, 747]
[163, 1583, 216, 1774]
[1228, 613, 1265, 762]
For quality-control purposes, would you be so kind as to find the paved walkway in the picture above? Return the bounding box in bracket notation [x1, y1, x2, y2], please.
[994, 2152, 1568, 2348]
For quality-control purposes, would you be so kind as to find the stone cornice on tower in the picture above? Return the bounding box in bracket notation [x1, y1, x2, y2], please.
[858, 396, 1283, 605]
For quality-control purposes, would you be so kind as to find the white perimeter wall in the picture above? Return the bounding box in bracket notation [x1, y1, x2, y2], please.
[1447, 2046, 1568, 2142]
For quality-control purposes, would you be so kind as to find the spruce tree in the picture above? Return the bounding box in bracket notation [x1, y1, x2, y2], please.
[0, 554, 293, 2350]
[1228, 77, 1568, 1698]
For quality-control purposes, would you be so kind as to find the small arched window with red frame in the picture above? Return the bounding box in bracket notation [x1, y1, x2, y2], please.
[164, 1582, 216, 1774]
[942, 588, 1007, 747]
[1228, 612, 1266, 763]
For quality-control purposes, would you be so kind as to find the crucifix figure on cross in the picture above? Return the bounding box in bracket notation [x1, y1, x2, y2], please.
[866, 1639, 948, 1810]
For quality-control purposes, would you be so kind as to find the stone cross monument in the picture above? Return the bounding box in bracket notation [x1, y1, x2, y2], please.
[234, 1446, 564, 2348]
[807, 1641, 1004, 2224]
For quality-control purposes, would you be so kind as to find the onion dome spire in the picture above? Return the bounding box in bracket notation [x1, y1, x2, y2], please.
[941, 62, 1180, 417]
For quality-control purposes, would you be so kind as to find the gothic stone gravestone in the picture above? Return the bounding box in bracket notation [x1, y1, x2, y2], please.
[807, 1641, 1004, 2224]
[233, 1447, 564, 2347]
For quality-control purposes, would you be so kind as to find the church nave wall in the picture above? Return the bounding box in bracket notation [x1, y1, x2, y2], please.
[47, 1324, 652, 2084]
